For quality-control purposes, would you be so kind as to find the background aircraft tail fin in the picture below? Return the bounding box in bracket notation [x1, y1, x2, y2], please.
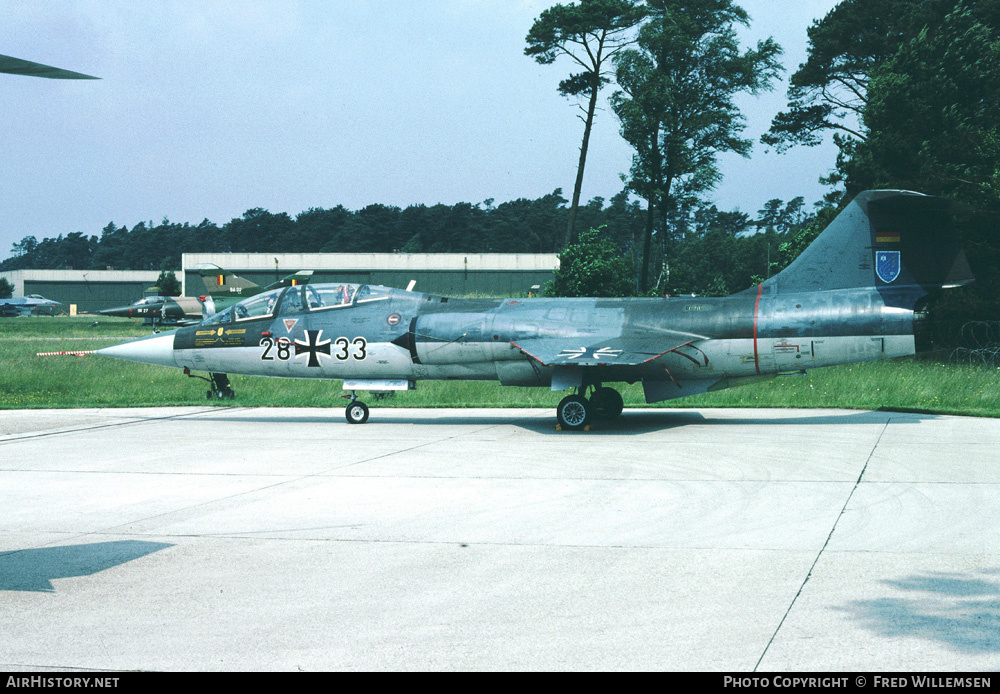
[266, 270, 313, 290]
[195, 264, 262, 297]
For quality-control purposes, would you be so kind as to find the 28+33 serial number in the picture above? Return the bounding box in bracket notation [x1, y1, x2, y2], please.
[260, 335, 367, 362]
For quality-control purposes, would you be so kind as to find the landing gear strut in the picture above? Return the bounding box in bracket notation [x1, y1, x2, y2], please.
[209, 373, 236, 400]
[555, 385, 623, 431]
[590, 386, 624, 421]
[344, 391, 370, 424]
[184, 368, 235, 399]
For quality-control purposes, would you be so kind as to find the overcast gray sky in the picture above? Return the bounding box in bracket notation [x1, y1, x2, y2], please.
[1, 0, 842, 260]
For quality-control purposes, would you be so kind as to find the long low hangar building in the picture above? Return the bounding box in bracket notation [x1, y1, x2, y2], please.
[181, 253, 559, 297]
[0, 254, 559, 314]
[0, 270, 160, 314]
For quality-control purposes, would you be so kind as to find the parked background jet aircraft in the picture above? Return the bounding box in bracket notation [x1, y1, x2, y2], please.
[98, 267, 313, 327]
[96, 190, 975, 428]
[98, 294, 203, 325]
[1, 295, 63, 317]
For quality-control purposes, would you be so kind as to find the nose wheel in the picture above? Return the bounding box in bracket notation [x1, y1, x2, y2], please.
[344, 392, 370, 424]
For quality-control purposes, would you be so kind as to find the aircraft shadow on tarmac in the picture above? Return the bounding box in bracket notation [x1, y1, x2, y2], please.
[0, 540, 172, 593]
[836, 570, 1000, 654]
[191, 408, 937, 435]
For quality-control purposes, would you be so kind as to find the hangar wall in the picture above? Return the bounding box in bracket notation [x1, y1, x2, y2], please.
[0, 253, 559, 315]
[182, 253, 559, 297]
[0, 270, 161, 314]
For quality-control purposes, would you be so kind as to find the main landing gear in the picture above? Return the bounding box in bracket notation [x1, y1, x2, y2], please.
[343, 391, 370, 424]
[556, 385, 624, 431]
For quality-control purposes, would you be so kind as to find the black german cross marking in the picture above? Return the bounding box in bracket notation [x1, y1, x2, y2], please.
[294, 330, 332, 367]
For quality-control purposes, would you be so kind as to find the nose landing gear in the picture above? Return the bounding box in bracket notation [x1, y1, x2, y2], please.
[344, 391, 370, 424]
[184, 368, 236, 399]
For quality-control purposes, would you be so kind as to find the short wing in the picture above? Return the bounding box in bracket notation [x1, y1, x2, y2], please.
[511, 333, 709, 367]
[0, 54, 99, 80]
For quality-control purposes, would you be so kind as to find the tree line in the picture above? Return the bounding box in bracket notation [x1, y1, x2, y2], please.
[762, 0, 1000, 328]
[2, 190, 575, 273]
[1, 188, 818, 299]
[540, 0, 999, 324]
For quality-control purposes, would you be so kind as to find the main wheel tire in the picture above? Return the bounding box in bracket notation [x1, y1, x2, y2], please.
[590, 387, 624, 421]
[556, 395, 590, 430]
[345, 401, 370, 424]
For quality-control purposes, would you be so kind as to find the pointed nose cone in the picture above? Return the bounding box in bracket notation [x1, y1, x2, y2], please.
[96, 332, 177, 368]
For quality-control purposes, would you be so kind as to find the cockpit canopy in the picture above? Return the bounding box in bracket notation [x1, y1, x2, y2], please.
[201, 283, 390, 326]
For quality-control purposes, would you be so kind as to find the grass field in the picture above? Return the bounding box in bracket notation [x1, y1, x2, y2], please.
[2, 315, 999, 416]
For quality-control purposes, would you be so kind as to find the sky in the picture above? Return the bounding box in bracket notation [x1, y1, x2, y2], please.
[1, 0, 843, 260]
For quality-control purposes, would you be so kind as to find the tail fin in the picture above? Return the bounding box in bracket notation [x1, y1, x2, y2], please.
[266, 270, 314, 290]
[195, 264, 263, 298]
[766, 190, 974, 308]
[195, 265, 314, 296]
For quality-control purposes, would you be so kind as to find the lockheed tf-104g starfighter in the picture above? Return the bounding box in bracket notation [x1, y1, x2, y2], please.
[96, 190, 975, 429]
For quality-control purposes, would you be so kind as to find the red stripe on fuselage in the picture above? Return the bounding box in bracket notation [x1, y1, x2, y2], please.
[753, 283, 762, 375]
